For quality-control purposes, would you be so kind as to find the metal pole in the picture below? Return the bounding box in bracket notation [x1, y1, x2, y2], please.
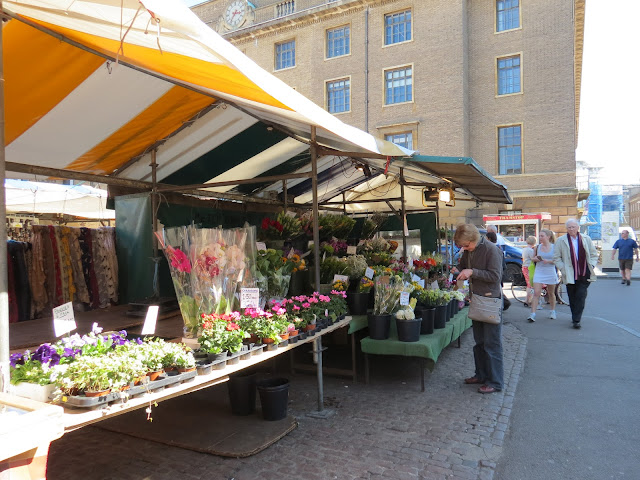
[283, 179, 287, 212]
[342, 192, 347, 215]
[0, 9, 9, 392]
[435, 202, 441, 256]
[311, 127, 325, 413]
[400, 168, 408, 258]
[150, 149, 160, 298]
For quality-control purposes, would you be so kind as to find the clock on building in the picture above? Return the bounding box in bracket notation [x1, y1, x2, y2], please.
[224, 0, 249, 30]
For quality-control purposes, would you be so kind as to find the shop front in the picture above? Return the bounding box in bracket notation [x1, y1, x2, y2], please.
[484, 213, 551, 244]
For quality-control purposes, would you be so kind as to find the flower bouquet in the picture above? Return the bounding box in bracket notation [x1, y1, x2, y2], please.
[260, 210, 303, 241]
[358, 277, 374, 293]
[372, 275, 405, 315]
[358, 237, 394, 266]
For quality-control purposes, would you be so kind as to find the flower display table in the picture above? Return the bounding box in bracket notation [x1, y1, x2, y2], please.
[360, 308, 471, 392]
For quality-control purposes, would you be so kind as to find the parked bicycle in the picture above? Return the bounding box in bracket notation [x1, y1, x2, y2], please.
[509, 270, 568, 306]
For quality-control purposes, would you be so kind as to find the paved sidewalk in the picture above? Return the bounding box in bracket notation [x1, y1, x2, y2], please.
[47, 324, 527, 480]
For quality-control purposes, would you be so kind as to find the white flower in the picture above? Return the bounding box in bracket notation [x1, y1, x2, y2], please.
[91, 323, 103, 335]
[405, 310, 415, 320]
[395, 310, 406, 320]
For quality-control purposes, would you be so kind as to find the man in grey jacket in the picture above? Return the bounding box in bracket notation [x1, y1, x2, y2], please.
[553, 218, 598, 329]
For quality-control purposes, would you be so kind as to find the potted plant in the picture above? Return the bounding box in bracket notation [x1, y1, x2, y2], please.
[395, 308, 421, 342]
[433, 290, 451, 329]
[368, 275, 404, 340]
[416, 289, 440, 334]
[347, 277, 373, 315]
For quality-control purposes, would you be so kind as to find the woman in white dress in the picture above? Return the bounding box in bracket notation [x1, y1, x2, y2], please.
[528, 229, 558, 322]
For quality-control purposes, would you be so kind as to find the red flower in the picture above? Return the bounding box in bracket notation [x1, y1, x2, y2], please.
[262, 218, 270, 230]
[226, 322, 240, 331]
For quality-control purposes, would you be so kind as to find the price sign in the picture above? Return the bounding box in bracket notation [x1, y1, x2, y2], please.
[256, 242, 266, 251]
[53, 302, 77, 337]
[333, 274, 349, 283]
[240, 288, 260, 309]
[346, 246, 357, 255]
[141, 305, 159, 335]
[365, 267, 374, 279]
[419, 279, 425, 288]
[412, 274, 420, 283]
[400, 292, 410, 306]
[448, 273, 454, 283]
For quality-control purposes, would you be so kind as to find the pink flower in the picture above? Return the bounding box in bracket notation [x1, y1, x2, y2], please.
[276, 308, 286, 315]
[293, 305, 300, 311]
[302, 302, 311, 308]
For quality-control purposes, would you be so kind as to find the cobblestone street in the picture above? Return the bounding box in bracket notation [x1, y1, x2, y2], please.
[47, 323, 526, 480]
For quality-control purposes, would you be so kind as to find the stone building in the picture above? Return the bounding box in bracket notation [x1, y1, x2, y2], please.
[191, 0, 585, 232]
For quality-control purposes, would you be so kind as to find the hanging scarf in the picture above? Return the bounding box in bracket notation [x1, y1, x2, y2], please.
[568, 233, 587, 280]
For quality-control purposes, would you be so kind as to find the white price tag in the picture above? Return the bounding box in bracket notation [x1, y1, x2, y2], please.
[448, 273, 454, 283]
[347, 246, 357, 255]
[333, 274, 349, 283]
[53, 302, 77, 337]
[325, 309, 329, 317]
[400, 292, 410, 306]
[240, 288, 260, 309]
[412, 274, 420, 283]
[419, 279, 425, 288]
[285, 210, 297, 218]
[256, 242, 266, 251]
[365, 267, 374, 279]
[141, 305, 159, 335]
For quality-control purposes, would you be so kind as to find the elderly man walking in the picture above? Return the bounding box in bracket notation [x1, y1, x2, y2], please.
[611, 229, 639, 285]
[553, 219, 599, 329]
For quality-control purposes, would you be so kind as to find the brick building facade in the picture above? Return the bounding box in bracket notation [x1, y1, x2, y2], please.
[192, 0, 585, 233]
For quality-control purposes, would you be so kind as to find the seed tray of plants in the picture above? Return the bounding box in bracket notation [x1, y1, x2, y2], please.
[59, 369, 197, 409]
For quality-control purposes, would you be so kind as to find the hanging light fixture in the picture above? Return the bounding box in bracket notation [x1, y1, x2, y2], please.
[438, 187, 455, 207]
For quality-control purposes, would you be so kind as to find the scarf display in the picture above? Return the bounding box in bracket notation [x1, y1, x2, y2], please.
[7, 226, 118, 322]
[568, 233, 588, 280]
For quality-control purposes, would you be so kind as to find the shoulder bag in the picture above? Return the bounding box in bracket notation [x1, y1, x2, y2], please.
[467, 249, 502, 324]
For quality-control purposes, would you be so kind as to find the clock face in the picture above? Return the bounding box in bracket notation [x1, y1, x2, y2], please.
[225, 0, 247, 29]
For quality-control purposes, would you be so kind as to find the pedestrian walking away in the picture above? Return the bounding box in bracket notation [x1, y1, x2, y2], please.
[611, 229, 639, 286]
[527, 230, 558, 322]
[454, 224, 504, 394]
[553, 218, 598, 329]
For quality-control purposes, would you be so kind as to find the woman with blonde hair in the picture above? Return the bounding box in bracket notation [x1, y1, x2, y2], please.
[454, 224, 504, 394]
[528, 229, 558, 322]
[521, 236, 537, 306]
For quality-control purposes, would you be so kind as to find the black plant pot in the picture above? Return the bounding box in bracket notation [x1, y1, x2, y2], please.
[368, 314, 391, 340]
[257, 377, 290, 421]
[227, 371, 257, 416]
[420, 308, 435, 334]
[347, 292, 369, 315]
[447, 300, 454, 321]
[396, 318, 422, 342]
[452, 300, 460, 315]
[434, 305, 448, 329]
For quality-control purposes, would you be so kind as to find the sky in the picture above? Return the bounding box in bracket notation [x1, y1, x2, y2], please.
[181, 0, 639, 185]
[575, 0, 640, 185]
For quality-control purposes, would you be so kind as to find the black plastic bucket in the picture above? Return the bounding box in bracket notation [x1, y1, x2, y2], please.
[227, 371, 257, 416]
[347, 292, 369, 315]
[420, 308, 435, 334]
[257, 378, 290, 421]
[434, 305, 448, 329]
[368, 314, 391, 340]
[396, 318, 422, 342]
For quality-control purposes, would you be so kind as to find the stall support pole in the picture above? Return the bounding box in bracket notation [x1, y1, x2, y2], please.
[150, 149, 161, 298]
[283, 179, 288, 212]
[0, 10, 9, 392]
[400, 168, 408, 258]
[436, 203, 441, 256]
[308, 127, 332, 419]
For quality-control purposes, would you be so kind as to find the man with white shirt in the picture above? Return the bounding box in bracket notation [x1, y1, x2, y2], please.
[553, 218, 599, 329]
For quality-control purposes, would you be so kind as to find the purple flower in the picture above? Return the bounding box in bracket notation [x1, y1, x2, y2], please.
[62, 347, 81, 359]
[10, 352, 25, 367]
[32, 344, 61, 367]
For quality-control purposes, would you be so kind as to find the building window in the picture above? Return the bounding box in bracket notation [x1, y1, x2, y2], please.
[497, 55, 521, 95]
[384, 66, 413, 105]
[385, 132, 413, 149]
[326, 78, 350, 114]
[275, 40, 295, 70]
[496, 0, 520, 32]
[498, 125, 522, 174]
[326, 25, 350, 58]
[275, 1, 295, 18]
[384, 9, 412, 45]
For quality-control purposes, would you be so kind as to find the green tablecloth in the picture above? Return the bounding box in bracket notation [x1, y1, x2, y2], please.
[348, 314, 369, 334]
[359, 308, 471, 372]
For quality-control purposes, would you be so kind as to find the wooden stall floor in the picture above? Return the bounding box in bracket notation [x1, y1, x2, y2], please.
[95, 384, 297, 458]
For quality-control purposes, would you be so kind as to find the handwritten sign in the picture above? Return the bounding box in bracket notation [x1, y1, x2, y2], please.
[365, 267, 374, 279]
[240, 288, 260, 309]
[53, 302, 77, 337]
[400, 292, 410, 306]
[141, 306, 159, 335]
[256, 242, 266, 251]
[333, 274, 349, 283]
[347, 246, 357, 255]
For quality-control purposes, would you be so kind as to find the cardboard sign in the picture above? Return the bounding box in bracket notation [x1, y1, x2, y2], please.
[333, 274, 349, 283]
[141, 306, 159, 335]
[256, 242, 266, 251]
[365, 267, 374, 279]
[53, 302, 77, 337]
[400, 292, 410, 306]
[240, 288, 260, 309]
[346, 246, 357, 255]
